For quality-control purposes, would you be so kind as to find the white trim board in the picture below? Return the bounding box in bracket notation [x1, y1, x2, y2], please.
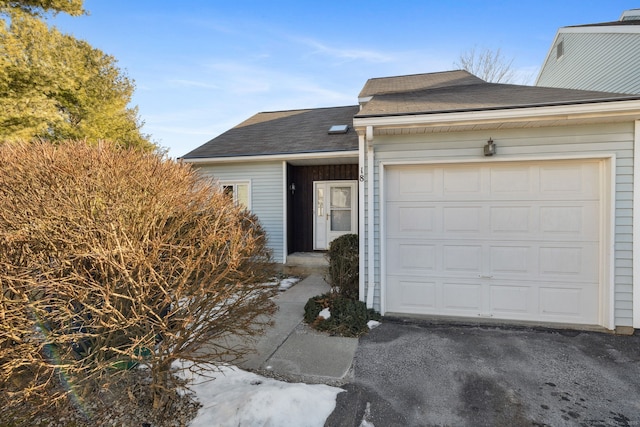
[633, 120, 640, 328]
[181, 151, 359, 165]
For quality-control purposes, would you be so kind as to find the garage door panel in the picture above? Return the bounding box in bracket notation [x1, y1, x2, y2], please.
[490, 206, 531, 232]
[386, 275, 600, 324]
[385, 160, 603, 325]
[443, 245, 482, 273]
[443, 282, 482, 311]
[539, 244, 599, 280]
[387, 205, 436, 233]
[539, 285, 599, 321]
[387, 241, 437, 273]
[443, 206, 482, 232]
[489, 285, 531, 314]
[388, 203, 598, 240]
[386, 277, 437, 312]
[490, 167, 531, 194]
[539, 204, 599, 239]
[539, 163, 599, 197]
[443, 168, 481, 193]
[489, 246, 532, 274]
[387, 167, 439, 201]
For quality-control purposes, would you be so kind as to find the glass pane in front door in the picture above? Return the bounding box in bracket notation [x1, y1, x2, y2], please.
[331, 187, 351, 208]
[330, 187, 352, 232]
[331, 210, 351, 231]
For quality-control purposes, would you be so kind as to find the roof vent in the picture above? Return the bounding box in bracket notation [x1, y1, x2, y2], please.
[328, 124, 349, 134]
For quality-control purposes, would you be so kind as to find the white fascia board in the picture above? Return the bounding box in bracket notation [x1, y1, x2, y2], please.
[535, 31, 561, 85]
[353, 100, 640, 130]
[181, 150, 359, 165]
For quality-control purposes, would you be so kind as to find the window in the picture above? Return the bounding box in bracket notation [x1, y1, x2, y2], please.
[556, 40, 564, 60]
[220, 181, 250, 209]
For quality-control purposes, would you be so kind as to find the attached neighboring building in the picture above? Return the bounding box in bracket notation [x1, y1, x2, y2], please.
[536, 9, 640, 94]
[182, 70, 640, 332]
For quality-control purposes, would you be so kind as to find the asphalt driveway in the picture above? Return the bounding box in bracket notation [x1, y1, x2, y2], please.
[326, 320, 640, 427]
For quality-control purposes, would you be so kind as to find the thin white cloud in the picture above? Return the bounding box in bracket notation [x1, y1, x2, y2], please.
[168, 79, 220, 89]
[296, 37, 394, 63]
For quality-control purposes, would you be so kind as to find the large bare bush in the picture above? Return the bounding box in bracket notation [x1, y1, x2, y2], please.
[0, 140, 276, 415]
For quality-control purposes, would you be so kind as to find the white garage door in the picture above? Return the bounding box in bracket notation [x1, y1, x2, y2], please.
[385, 160, 603, 325]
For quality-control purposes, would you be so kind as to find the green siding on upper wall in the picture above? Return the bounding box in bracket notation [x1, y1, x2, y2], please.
[363, 122, 635, 327]
[194, 161, 284, 263]
[537, 32, 640, 94]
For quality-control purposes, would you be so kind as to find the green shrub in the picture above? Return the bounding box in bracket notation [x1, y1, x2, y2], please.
[327, 233, 359, 300]
[304, 293, 381, 337]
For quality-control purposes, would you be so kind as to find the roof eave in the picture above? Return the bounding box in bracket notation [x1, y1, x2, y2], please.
[353, 98, 640, 131]
[180, 149, 360, 164]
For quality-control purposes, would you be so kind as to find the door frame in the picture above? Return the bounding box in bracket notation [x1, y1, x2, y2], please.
[313, 180, 358, 250]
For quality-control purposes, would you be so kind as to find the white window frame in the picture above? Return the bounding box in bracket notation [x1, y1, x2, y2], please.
[219, 180, 251, 209]
[556, 39, 564, 60]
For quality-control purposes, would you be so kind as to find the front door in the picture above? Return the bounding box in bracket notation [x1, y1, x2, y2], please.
[313, 181, 357, 250]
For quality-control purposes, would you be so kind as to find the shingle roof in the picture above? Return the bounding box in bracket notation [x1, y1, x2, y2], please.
[565, 9, 640, 28]
[359, 70, 484, 98]
[567, 20, 640, 28]
[184, 71, 640, 159]
[181, 105, 359, 159]
[356, 80, 639, 117]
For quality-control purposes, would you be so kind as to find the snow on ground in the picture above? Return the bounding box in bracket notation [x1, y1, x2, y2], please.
[277, 276, 300, 291]
[265, 276, 301, 292]
[367, 320, 381, 329]
[318, 307, 331, 319]
[182, 364, 343, 427]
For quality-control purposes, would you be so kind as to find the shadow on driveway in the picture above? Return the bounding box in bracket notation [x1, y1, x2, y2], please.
[327, 320, 640, 427]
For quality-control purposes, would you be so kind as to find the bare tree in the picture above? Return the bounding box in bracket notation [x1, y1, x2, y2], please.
[454, 46, 517, 83]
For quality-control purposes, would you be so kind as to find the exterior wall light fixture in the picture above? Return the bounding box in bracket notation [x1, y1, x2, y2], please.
[289, 182, 296, 195]
[484, 138, 496, 156]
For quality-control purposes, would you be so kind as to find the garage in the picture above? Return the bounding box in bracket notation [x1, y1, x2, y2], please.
[384, 159, 606, 325]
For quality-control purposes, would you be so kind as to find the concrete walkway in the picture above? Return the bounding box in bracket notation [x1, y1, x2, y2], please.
[239, 274, 359, 385]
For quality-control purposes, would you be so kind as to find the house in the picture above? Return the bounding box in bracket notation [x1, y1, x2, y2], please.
[181, 105, 360, 263]
[536, 9, 640, 94]
[182, 70, 640, 332]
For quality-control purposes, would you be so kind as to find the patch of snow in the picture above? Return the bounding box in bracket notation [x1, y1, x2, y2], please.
[264, 276, 301, 292]
[359, 402, 375, 427]
[182, 364, 343, 427]
[319, 307, 331, 320]
[367, 320, 381, 329]
[278, 277, 300, 291]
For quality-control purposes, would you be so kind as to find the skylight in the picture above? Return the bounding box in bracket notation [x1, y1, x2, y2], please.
[328, 125, 349, 134]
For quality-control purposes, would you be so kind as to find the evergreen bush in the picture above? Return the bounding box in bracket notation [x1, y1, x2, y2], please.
[304, 293, 381, 337]
[327, 233, 359, 300]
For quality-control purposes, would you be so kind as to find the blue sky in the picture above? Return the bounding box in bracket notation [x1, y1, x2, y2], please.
[49, 1, 638, 158]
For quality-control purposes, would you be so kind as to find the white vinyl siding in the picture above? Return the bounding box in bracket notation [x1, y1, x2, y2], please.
[194, 161, 285, 263]
[537, 31, 640, 94]
[363, 122, 634, 327]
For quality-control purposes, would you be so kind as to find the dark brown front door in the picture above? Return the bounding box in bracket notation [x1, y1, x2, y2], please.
[287, 164, 358, 253]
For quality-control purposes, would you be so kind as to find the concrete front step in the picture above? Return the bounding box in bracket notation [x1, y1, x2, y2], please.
[281, 252, 328, 275]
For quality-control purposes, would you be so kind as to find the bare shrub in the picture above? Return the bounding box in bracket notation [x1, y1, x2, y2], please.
[0, 140, 276, 417]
